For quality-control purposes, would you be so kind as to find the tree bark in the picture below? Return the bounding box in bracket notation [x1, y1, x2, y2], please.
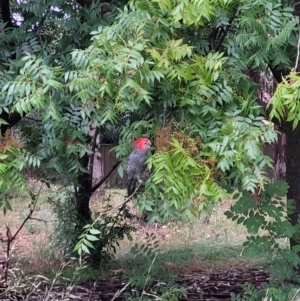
[273, 131, 286, 181]
[91, 150, 104, 194]
[285, 124, 300, 247]
[75, 154, 92, 222]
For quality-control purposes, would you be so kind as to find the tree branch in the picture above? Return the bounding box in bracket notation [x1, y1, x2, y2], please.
[208, 8, 237, 53]
[215, 17, 235, 52]
[91, 160, 121, 193]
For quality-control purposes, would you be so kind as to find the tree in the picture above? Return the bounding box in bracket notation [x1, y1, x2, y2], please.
[0, 0, 127, 223]
[0, 0, 299, 252]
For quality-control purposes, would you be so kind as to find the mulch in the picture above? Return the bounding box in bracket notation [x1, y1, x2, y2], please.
[0, 268, 270, 300]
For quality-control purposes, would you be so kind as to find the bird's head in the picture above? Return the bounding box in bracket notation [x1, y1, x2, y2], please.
[133, 137, 151, 151]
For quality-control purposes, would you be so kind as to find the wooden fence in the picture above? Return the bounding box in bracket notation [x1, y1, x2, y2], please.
[99, 144, 124, 187]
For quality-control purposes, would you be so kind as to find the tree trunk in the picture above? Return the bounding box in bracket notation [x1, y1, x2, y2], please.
[273, 131, 286, 181]
[286, 125, 300, 248]
[92, 150, 104, 195]
[76, 154, 92, 222]
[75, 125, 101, 222]
[89, 125, 104, 195]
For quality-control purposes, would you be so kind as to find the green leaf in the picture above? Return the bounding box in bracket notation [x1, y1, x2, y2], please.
[86, 234, 99, 241]
[224, 210, 234, 219]
[81, 244, 91, 254]
[89, 228, 101, 235]
[83, 239, 95, 249]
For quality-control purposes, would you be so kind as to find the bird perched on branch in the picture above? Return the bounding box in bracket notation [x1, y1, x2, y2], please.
[126, 137, 151, 197]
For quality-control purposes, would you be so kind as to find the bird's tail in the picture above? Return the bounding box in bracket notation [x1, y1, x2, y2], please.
[127, 177, 137, 197]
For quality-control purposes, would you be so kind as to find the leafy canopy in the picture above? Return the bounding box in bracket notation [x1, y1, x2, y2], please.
[2, 0, 294, 220]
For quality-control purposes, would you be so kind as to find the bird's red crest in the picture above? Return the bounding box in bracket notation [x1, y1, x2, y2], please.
[133, 138, 151, 151]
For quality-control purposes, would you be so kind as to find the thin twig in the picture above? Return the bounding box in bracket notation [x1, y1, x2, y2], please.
[28, 217, 47, 223]
[3, 184, 43, 283]
[141, 253, 159, 301]
[111, 280, 131, 301]
[108, 182, 143, 213]
[295, 19, 300, 70]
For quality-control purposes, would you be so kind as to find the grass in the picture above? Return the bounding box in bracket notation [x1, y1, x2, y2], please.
[0, 184, 270, 285]
[90, 188, 271, 277]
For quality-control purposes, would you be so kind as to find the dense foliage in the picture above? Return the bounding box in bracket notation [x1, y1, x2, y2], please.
[227, 181, 300, 300]
[2, 0, 300, 285]
[1, 0, 282, 221]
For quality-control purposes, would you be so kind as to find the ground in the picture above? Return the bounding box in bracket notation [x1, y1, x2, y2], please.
[0, 185, 275, 300]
